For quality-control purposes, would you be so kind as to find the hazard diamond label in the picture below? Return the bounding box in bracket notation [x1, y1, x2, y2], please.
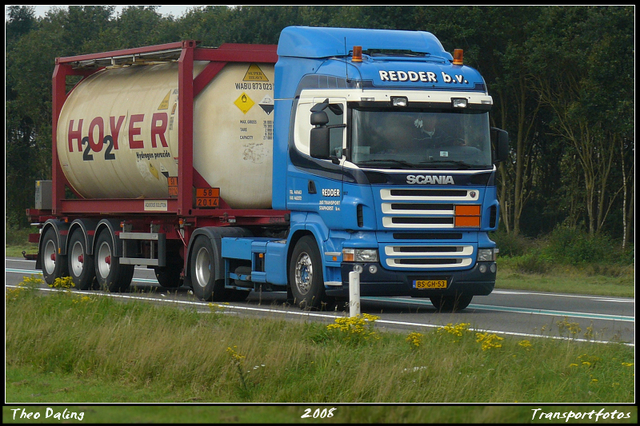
[259, 95, 274, 115]
[234, 92, 255, 114]
[243, 64, 269, 82]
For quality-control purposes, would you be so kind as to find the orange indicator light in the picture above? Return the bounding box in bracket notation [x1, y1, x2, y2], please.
[453, 49, 464, 65]
[352, 46, 363, 62]
[455, 205, 481, 216]
[455, 216, 481, 228]
[454, 205, 481, 228]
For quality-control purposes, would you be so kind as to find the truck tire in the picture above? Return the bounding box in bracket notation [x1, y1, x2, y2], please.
[40, 227, 68, 285]
[289, 235, 327, 310]
[224, 289, 251, 302]
[190, 236, 220, 301]
[430, 293, 473, 312]
[94, 231, 134, 292]
[67, 229, 96, 290]
[154, 266, 183, 289]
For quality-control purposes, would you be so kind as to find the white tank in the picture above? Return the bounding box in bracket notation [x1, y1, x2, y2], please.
[56, 61, 275, 209]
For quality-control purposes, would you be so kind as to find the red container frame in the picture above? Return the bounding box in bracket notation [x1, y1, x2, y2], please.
[44, 41, 287, 238]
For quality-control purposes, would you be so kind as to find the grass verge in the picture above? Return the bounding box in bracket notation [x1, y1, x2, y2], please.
[496, 260, 634, 297]
[6, 277, 634, 405]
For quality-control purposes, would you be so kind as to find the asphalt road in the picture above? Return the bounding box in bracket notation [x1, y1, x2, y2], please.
[6, 257, 635, 346]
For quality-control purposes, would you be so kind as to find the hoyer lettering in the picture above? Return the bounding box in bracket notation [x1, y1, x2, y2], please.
[67, 113, 168, 153]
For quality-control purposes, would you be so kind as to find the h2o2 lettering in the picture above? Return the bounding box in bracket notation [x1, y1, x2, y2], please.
[81, 135, 116, 161]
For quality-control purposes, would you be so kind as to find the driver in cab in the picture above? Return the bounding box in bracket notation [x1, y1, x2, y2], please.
[412, 113, 459, 147]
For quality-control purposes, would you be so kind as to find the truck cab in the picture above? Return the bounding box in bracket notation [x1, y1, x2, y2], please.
[269, 26, 508, 310]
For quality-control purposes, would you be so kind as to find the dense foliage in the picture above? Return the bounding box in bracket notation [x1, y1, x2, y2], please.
[5, 6, 634, 248]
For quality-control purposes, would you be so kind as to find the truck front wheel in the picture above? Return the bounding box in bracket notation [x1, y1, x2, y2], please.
[430, 293, 473, 312]
[289, 235, 327, 310]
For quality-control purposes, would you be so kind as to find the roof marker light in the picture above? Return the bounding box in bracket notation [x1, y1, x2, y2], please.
[352, 46, 362, 62]
[453, 49, 464, 65]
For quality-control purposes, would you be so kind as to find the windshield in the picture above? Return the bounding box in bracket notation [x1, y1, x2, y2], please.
[350, 108, 492, 169]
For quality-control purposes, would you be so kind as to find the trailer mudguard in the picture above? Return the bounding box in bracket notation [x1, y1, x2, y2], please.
[37, 219, 70, 269]
[67, 219, 100, 256]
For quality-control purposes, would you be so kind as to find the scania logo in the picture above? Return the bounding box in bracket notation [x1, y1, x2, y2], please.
[406, 174, 455, 185]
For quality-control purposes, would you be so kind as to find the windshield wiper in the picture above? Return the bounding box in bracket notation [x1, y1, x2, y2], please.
[358, 159, 415, 169]
[417, 160, 476, 169]
[358, 159, 486, 170]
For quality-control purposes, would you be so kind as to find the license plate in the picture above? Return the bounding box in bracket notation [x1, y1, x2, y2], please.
[414, 279, 448, 289]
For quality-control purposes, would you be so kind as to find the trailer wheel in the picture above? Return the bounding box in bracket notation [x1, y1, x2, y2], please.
[67, 229, 96, 290]
[40, 227, 68, 285]
[94, 231, 133, 292]
[430, 293, 473, 312]
[289, 235, 327, 310]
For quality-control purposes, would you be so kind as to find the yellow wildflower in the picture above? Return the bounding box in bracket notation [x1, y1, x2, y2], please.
[475, 332, 503, 351]
[406, 332, 423, 348]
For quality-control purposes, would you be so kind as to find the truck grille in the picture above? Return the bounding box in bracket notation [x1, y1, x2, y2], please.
[380, 188, 480, 229]
[379, 188, 479, 269]
[383, 245, 473, 269]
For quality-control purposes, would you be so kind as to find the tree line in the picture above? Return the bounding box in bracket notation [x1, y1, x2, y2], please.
[5, 5, 634, 248]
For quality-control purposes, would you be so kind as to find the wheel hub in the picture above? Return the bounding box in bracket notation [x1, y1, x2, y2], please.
[294, 253, 312, 295]
[194, 247, 211, 288]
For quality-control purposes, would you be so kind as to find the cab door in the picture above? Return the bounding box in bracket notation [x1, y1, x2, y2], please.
[289, 97, 347, 230]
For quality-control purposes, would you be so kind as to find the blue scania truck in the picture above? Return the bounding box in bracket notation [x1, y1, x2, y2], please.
[29, 26, 508, 311]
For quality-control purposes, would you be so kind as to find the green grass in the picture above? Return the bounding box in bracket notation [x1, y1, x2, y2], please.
[496, 259, 634, 297]
[5, 243, 38, 258]
[6, 280, 635, 405]
[5, 277, 637, 423]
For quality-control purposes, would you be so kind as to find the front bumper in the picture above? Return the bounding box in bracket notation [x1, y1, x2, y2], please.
[325, 261, 496, 298]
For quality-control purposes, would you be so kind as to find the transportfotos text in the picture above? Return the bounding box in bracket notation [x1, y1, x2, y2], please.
[531, 408, 632, 422]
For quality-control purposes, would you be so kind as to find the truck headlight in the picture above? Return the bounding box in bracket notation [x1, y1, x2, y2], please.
[477, 248, 497, 262]
[343, 248, 379, 263]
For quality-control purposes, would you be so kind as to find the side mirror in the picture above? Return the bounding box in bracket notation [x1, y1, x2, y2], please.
[310, 127, 331, 159]
[310, 111, 330, 159]
[491, 127, 509, 163]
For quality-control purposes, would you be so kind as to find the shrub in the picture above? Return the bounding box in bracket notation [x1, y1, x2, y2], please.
[491, 230, 532, 257]
[542, 226, 626, 265]
[5, 220, 37, 246]
[514, 253, 550, 274]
